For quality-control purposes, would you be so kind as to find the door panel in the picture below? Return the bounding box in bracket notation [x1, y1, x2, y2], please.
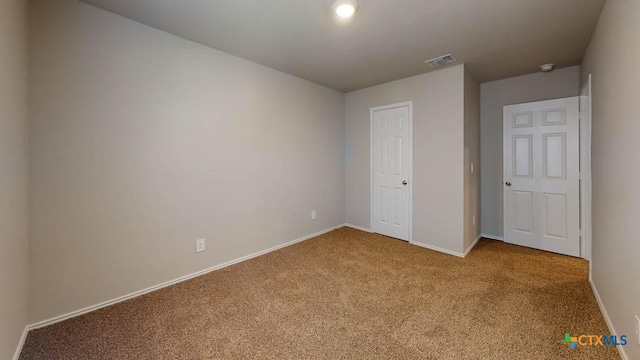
[503, 97, 580, 256]
[514, 191, 534, 233]
[372, 104, 411, 241]
[544, 193, 567, 238]
[543, 133, 566, 179]
[514, 135, 532, 178]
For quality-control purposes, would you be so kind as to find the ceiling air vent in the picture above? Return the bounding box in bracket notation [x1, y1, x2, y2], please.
[425, 54, 456, 68]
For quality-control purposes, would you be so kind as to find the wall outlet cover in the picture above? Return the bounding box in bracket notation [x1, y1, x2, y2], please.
[196, 238, 205, 253]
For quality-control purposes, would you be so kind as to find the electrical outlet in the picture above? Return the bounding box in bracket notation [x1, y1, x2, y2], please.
[195, 238, 205, 253]
[635, 315, 640, 344]
[470, 163, 474, 173]
[311, 210, 317, 220]
[472, 215, 476, 226]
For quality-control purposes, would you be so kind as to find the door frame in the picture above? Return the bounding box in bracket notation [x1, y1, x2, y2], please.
[370, 101, 413, 241]
[579, 74, 593, 262]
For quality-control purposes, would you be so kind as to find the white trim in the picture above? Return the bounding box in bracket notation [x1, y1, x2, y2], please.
[370, 101, 413, 242]
[343, 223, 373, 233]
[409, 241, 465, 258]
[579, 74, 593, 262]
[480, 233, 504, 241]
[12, 326, 29, 360]
[463, 234, 482, 257]
[589, 278, 629, 360]
[409, 234, 481, 258]
[26, 225, 343, 331]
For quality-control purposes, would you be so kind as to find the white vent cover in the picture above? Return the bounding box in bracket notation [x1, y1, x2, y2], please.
[425, 54, 456, 68]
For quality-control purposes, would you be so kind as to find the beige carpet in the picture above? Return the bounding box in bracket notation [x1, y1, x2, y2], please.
[20, 227, 620, 359]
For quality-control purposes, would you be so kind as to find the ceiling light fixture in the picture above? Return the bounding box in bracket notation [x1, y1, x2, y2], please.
[333, 0, 359, 18]
[539, 63, 555, 72]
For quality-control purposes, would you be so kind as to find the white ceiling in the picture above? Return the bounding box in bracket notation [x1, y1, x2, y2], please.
[79, 0, 606, 92]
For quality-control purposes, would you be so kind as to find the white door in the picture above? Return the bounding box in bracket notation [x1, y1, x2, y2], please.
[371, 102, 412, 241]
[503, 97, 580, 257]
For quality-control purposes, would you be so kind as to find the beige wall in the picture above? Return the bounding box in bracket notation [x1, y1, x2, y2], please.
[480, 66, 580, 238]
[0, 0, 29, 357]
[581, 1, 640, 359]
[463, 68, 480, 252]
[28, 0, 345, 323]
[345, 65, 466, 254]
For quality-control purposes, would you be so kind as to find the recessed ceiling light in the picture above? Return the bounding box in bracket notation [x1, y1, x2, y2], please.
[333, 0, 359, 18]
[540, 63, 555, 72]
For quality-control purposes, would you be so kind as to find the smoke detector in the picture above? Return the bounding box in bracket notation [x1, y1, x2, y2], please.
[425, 54, 457, 68]
[540, 63, 555, 72]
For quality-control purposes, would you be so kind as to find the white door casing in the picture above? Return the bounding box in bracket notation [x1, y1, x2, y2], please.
[371, 102, 412, 241]
[503, 97, 580, 257]
[579, 75, 592, 262]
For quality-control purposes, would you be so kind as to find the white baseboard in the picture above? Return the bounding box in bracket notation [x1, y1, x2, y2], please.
[26, 224, 343, 332]
[345, 225, 479, 259]
[410, 234, 482, 259]
[589, 278, 629, 360]
[480, 233, 504, 241]
[342, 223, 373, 233]
[409, 241, 465, 258]
[12, 325, 29, 360]
[463, 234, 482, 257]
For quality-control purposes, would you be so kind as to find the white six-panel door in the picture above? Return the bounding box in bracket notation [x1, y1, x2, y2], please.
[371, 102, 412, 241]
[503, 97, 580, 257]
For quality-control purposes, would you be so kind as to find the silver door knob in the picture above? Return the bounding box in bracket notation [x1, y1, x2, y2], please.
[402, 180, 408, 185]
[505, 182, 512, 186]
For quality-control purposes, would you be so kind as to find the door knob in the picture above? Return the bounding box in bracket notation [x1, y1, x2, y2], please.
[505, 182, 512, 186]
[402, 180, 408, 185]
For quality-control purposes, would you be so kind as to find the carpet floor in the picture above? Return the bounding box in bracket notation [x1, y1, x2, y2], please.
[20, 227, 620, 359]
